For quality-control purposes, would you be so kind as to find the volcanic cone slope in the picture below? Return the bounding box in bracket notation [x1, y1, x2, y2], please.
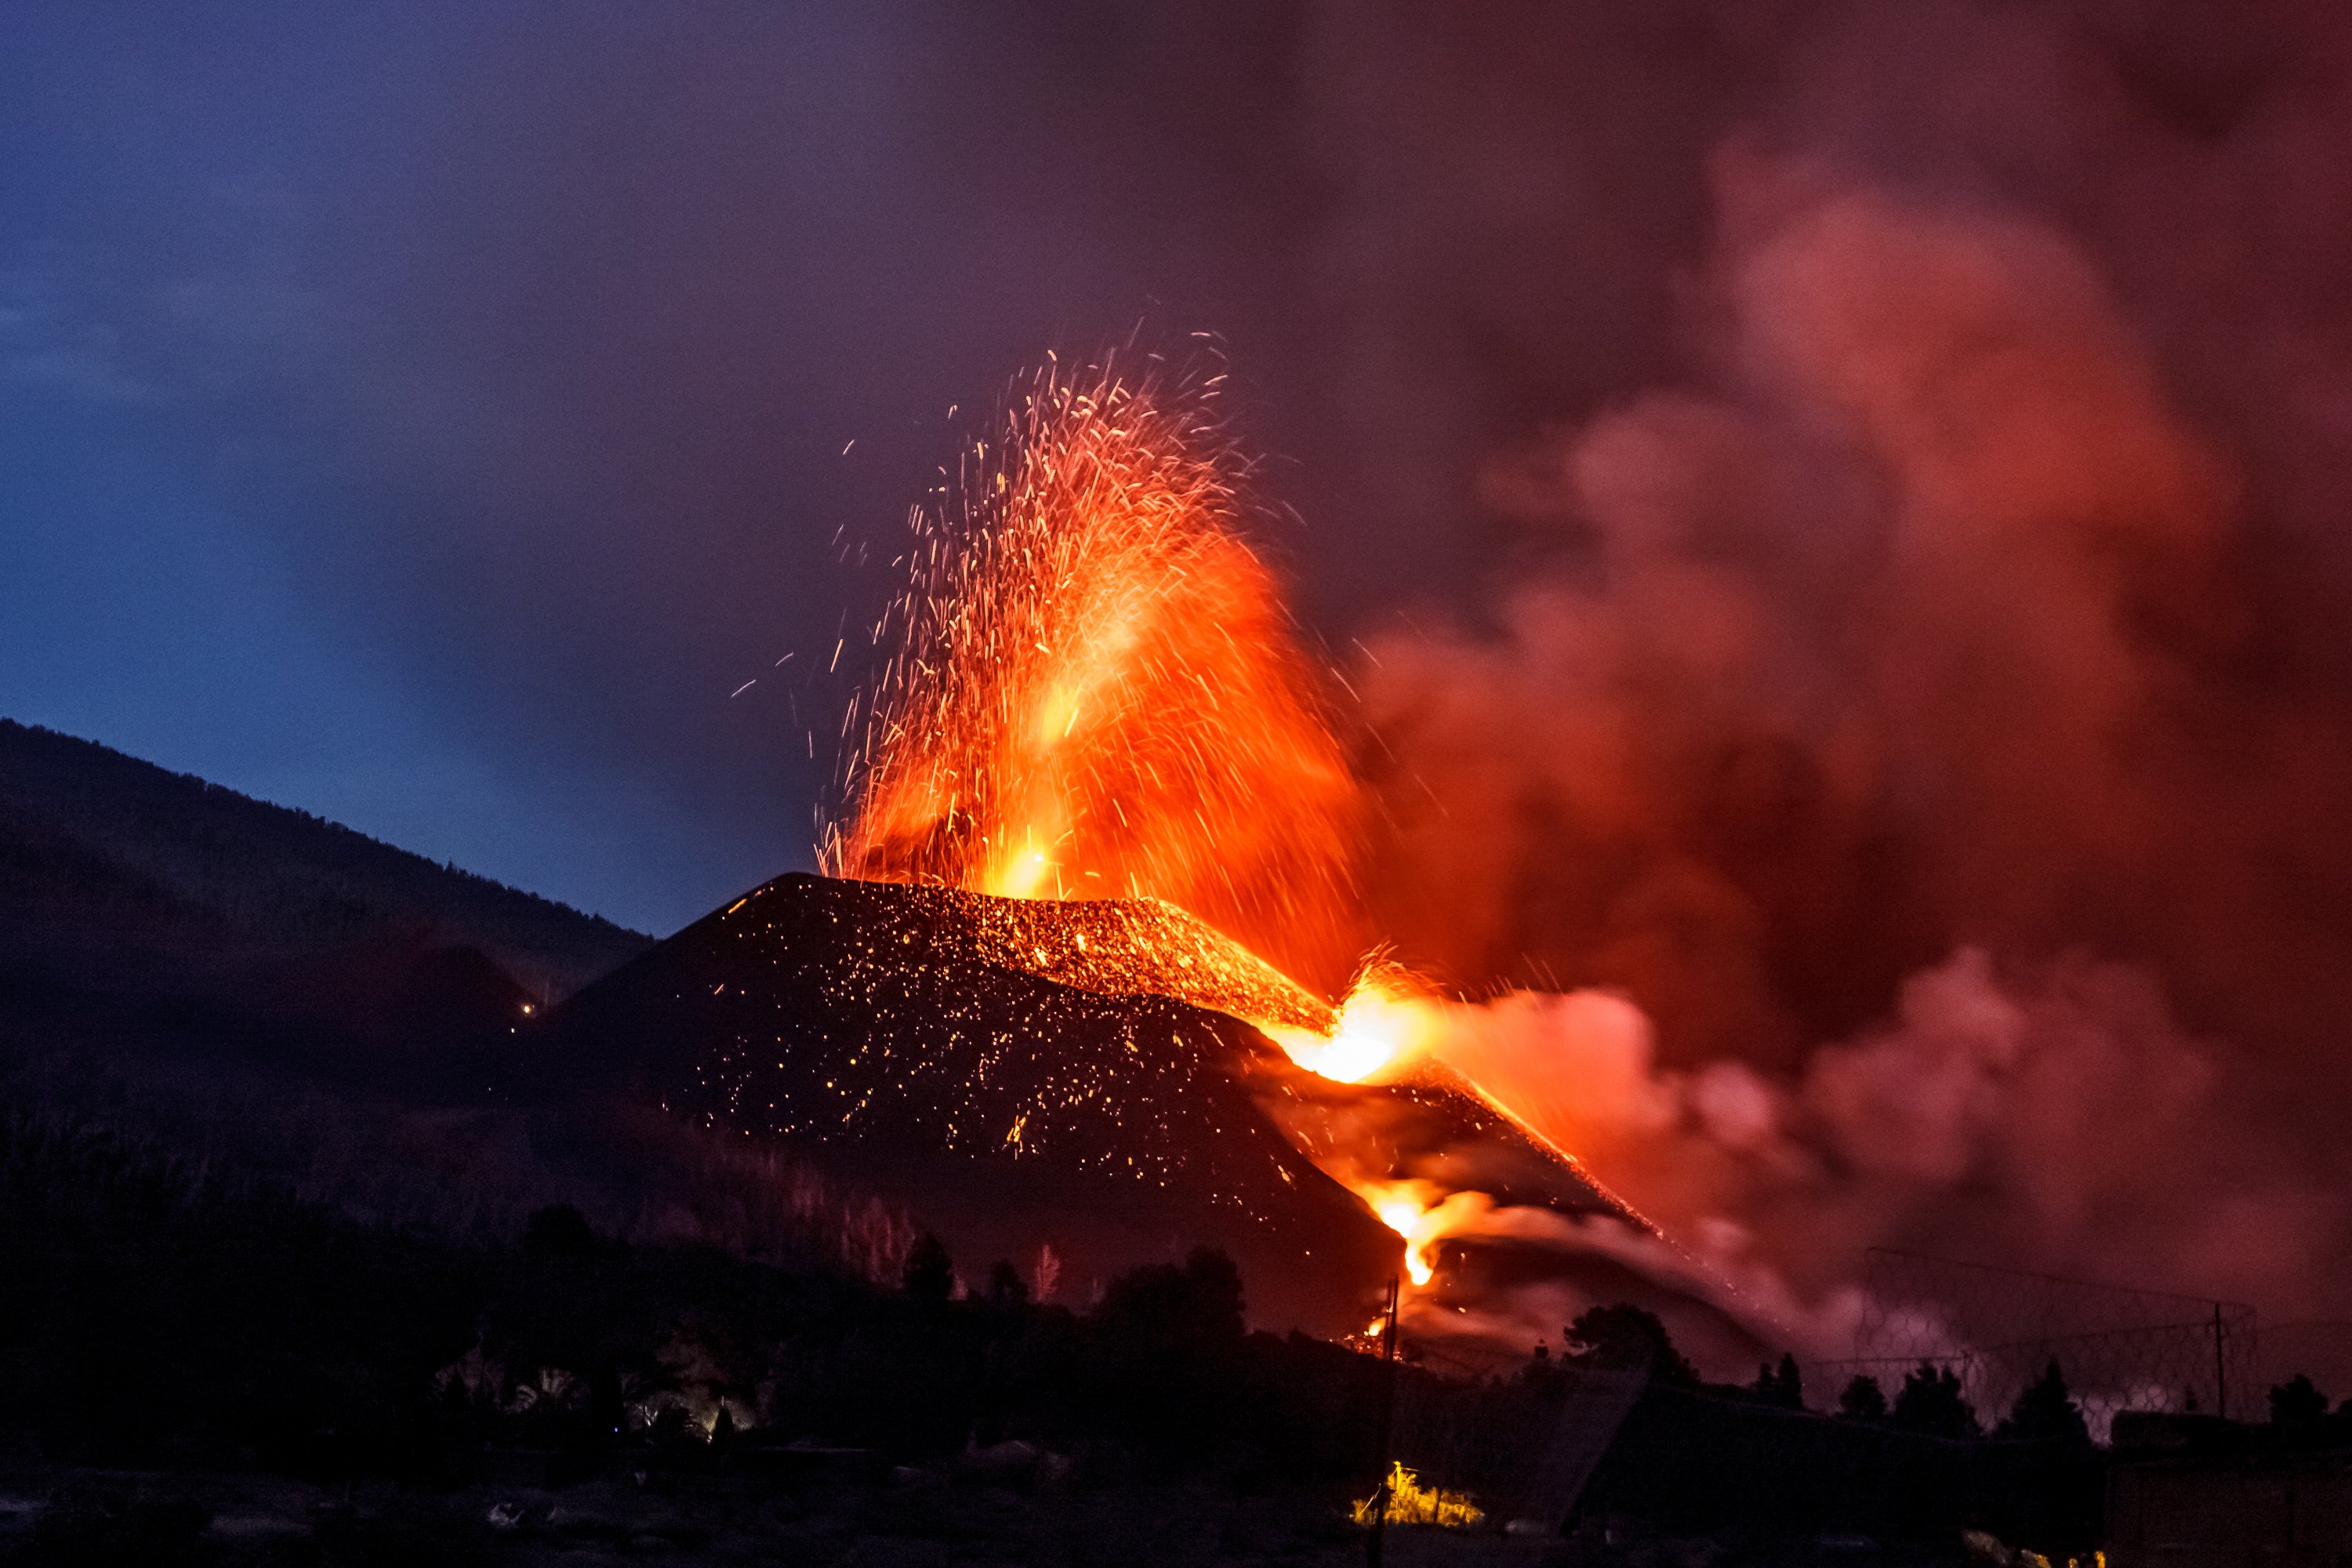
[548, 873, 1403, 1331]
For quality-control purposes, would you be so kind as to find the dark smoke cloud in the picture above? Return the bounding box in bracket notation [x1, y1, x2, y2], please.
[1334, 4, 2352, 1325]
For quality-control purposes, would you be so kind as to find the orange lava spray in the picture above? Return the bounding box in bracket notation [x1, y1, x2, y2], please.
[822, 357, 1360, 985]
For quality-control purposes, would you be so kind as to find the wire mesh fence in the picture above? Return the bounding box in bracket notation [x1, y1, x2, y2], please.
[1813, 1249, 2258, 1436]
[1363, 1247, 2268, 1547]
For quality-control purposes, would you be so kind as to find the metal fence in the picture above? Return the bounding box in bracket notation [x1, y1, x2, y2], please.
[1813, 1249, 2258, 1436]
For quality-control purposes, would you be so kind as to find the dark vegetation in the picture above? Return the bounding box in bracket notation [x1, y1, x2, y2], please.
[0, 1087, 2209, 1555]
[1577, 1352, 2104, 1554]
[0, 1105, 1390, 1486]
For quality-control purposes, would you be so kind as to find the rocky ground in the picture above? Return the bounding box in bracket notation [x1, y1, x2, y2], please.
[0, 1462, 1590, 1567]
[0, 1463, 1987, 1568]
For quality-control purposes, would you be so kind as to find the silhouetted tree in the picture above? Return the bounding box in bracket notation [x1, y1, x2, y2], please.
[902, 1232, 954, 1304]
[1891, 1363, 1979, 1439]
[1751, 1352, 1805, 1409]
[522, 1203, 598, 1258]
[1565, 1305, 1697, 1386]
[1997, 1361, 2089, 1444]
[1838, 1374, 1888, 1421]
[986, 1258, 1029, 1305]
[2272, 1374, 2328, 1428]
[1094, 1247, 1247, 1352]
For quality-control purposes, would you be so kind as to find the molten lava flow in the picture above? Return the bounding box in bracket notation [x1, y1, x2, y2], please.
[822, 359, 1359, 985]
[1261, 962, 1438, 1084]
[1352, 1178, 1447, 1286]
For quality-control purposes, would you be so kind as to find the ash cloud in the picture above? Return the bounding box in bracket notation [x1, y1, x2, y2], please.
[1358, 157, 2245, 1058]
[1335, 4, 2352, 1327]
[1419, 953, 2336, 1352]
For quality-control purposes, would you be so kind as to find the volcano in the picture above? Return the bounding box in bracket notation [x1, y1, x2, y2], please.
[546, 873, 1748, 1348]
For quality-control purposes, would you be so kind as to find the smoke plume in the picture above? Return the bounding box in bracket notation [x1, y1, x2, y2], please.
[1356, 149, 2351, 1332]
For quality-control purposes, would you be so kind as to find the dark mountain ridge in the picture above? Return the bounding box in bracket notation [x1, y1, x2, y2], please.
[0, 719, 1753, 1359]
[0, 720, 891, 1277]
[0, 717, 648, 1017]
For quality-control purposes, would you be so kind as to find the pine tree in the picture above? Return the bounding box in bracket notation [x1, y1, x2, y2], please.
[1751, 1352, 1805, 1409]
[987, 1258, 1029, 1305]
[1996, 1360, 2089, 1444]
[1838, 1374, 1888, 1421]
[1565, 1304, 1698, 1386]
[1891, 1363, 1979, 1439]
[2271, 1374, 2328, 1428]
[902, 1232, 953, 1304]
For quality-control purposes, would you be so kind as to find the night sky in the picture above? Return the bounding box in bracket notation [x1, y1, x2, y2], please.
[9, 0, 2352, 957]
[0, 2, 1480, 934]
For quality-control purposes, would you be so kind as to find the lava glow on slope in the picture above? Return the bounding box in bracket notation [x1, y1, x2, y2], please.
[821, 358, 1448, 1076]
[1261, 964, 1438, 1086]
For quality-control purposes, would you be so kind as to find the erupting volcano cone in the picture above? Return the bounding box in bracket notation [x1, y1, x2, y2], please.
[549, 874, 1757, 1353]
[548, 874, 1388, 1327]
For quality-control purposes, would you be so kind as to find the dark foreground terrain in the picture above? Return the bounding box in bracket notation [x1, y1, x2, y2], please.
[0, 722, 2201, 1565]
[0, 1466, 2000, 1568]
[0, 1467, 1374, 1568]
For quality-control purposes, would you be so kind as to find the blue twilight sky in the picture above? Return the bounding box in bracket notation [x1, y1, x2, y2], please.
[0, 0, 1716, 934]
[0, 1, 1888, 934]
[0, 3, 1370, 933]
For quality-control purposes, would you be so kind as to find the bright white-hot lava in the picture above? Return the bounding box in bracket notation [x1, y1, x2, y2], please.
[1261, 964, 1439, 1085]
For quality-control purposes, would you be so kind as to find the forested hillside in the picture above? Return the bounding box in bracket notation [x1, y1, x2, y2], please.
[0, 718, 649, 1008]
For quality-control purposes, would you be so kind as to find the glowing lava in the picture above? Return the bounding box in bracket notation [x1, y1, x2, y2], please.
[1261, 964, 1438, 1085]
[822, 358, 1359, 986]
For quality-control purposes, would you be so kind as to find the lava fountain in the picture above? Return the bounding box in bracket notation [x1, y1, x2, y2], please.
[820, 358, 1360, 989]
[810, 355, 1755, 1361]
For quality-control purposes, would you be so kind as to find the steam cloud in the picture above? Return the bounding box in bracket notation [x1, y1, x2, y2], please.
[1352, 148, 2351, 1339]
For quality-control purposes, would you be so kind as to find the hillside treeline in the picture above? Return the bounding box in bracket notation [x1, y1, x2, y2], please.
[0, 1102, 1393, 1488]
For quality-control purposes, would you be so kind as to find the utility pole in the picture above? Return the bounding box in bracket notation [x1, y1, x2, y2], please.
[1367, 1276, 1401, 1568]
[2213, 1303, 2227, 1422]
